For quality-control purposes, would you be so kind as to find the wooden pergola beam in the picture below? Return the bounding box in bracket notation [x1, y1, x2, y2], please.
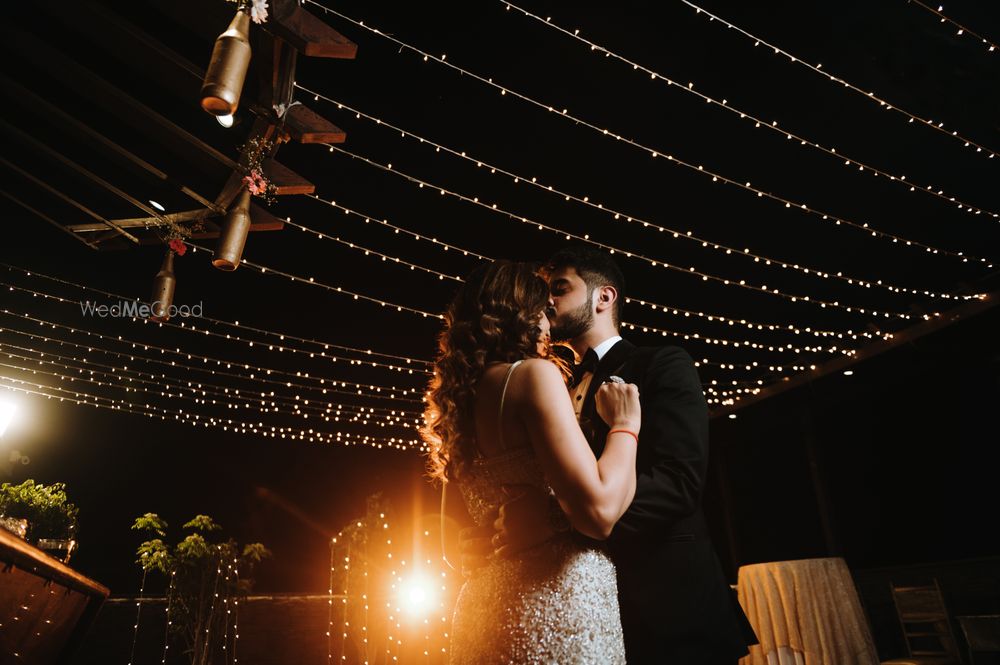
[284, 104, 346, 143]
[0, 157, 139, 244]
[0, 73, 223, 216]
[68, 210, 217, 233]
[263, 160, 315, 195]
[66, 208, 285, 238]
[268, 0, 358, 58]
[0, 25, 238, 176]
[1, 190, 99, 250]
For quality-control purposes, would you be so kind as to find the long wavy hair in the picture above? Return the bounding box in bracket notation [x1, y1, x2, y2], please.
[422, 260, 565, 483]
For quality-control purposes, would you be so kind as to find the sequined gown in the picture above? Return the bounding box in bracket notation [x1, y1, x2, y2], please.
[450, 434, 626, 663]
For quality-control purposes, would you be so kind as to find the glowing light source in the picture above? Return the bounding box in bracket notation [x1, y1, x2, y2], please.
[149, 200, 166, 212]
[843, 370, 854, 376]
[217, 114, 235, 128]
[0, 399, 15, 437]
[399, 574, 435, 615]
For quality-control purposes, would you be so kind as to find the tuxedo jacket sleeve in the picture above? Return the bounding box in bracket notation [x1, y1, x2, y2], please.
[610, 345, 709, 541]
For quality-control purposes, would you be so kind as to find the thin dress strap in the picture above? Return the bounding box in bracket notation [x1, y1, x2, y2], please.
[496, 360, 523, 451]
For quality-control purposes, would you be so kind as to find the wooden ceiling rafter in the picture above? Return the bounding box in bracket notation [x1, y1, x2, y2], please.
[2, 1, 354, 251]
[1, 190, 100, 251]
[0, 73, 224, 216]
[0, 157, 139, 245]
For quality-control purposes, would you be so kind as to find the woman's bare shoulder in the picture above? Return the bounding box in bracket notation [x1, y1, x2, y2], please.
[514, 358, 567, 395]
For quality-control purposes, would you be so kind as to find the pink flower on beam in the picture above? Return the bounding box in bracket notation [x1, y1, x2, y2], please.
[242, 170, 268, 196]
[168, 239, 187, 256]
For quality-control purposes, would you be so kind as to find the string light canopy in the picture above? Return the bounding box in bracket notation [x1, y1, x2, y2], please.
[298, 89, 986, 304]
[300, 1, 995, 267]
[677, 0, 999, 159]
[5, 3, 994, 434]
[497, 2, 1000, 221]
[324, 144, 957, 321]
[0, 264, 432, 371]
[0, 378, 425, 451]
[0, 308, 424, 403]
[301, 193, 895, 343]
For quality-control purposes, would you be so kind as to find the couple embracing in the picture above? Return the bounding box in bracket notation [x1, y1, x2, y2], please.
[422, 246, 757, 664]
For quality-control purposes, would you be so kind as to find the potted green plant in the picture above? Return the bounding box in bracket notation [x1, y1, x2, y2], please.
[0, 479, 79, 560]
[133, 513, 269, 665]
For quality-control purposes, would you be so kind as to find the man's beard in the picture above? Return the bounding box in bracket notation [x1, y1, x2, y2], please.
[550, 296, 594, 343]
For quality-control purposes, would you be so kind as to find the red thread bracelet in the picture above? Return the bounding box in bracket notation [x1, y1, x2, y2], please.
[608, 429, 639, 444]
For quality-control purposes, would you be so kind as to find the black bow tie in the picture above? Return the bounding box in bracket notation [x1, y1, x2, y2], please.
[571, 348, 599, 386]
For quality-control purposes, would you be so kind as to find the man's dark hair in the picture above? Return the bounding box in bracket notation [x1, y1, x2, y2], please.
[546, 245, 626, 325]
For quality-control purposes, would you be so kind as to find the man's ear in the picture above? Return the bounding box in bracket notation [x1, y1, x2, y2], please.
[595, 285, 618, 314]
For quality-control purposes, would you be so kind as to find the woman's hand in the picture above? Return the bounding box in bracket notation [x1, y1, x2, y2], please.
[595, 380, 641, 432]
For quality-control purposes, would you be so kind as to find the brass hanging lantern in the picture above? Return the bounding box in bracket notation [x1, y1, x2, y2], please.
[149, 249, 176, 322]
[213, 187, 252, 271]
[200, 10, 252, 116]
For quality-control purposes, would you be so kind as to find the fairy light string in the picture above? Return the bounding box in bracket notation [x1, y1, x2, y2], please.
[283, 218, 463, 283]
[300, 0, 993, 266]
[0, 278, 429, 377]
[202, 230, 853, 355]
[0, 307, 423, 402]
[1, 288, 782, 391]
[221, 563, 232, 664]
[304, 192, 896, 343]
[0, 377, 425, 450]
[297, 89, 985, 304]
[232, 560, 241, 665]
[184, 242, 446, 321]
[499, 1, 999, 220]
[678, 0, 999, 158]
[328, 536, 337, 664]
[304, 193, 492, 261]
[327, 143, 934, 321]
[0, 331, 420, 421]
[127, 568, 147, 665]
[0, 343, 423, 429]
[0, 237, 910, 372]
[180, 243, 854, 372]
[905, 0, 998, 54]
[173, 239, 846, 354]
[0, 263, 432, 369]
[161, 571, 176, 665]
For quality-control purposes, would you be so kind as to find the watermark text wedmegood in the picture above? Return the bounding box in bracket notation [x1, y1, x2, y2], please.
[79, 300, 203, 318]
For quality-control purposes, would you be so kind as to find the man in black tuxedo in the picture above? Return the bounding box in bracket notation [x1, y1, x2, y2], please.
[491, 245, 756, 664]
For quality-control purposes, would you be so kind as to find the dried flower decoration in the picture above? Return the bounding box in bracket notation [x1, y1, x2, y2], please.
[226, 0, 269, 24]
[168, 238, 188, 256]
[237, 135, 278, 203]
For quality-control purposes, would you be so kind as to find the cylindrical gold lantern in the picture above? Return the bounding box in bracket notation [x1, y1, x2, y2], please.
[200, 11, 251, 116]
[150, 249, 176, 321]
[213, 188, 252, 271]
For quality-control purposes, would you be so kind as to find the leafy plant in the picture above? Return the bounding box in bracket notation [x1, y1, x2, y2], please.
[0, 479, 79, 542]
[133, 513, 270, 665]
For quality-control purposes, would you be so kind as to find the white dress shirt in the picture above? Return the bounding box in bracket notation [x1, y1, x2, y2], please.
[571, 335, 623, 419]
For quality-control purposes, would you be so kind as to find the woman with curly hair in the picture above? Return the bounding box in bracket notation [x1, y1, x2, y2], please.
[422, 260, 640, 664]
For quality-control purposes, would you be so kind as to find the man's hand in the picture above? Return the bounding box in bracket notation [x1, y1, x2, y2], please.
[493, 484, 558, 558]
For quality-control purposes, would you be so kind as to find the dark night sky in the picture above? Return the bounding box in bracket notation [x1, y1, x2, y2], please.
[1, 1, 998, 595]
